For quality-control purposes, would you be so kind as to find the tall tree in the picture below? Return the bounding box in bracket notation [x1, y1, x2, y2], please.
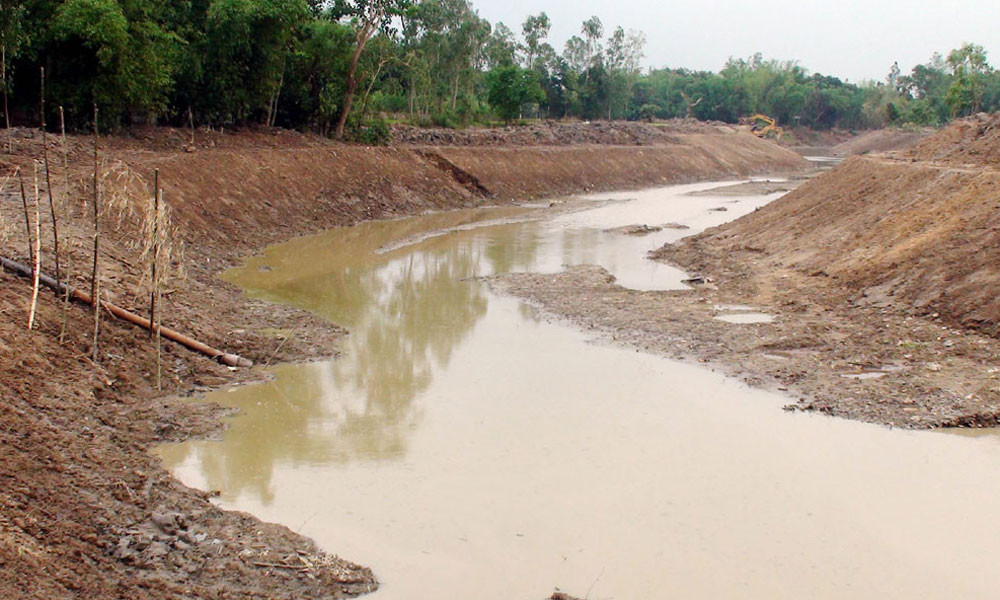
[486, 63, 543, 124]
[333, 0, 410, 139]
[946, 43, 991, 116]
[202, 0, 309, 125]
[484, 22, 518, 69]
[521, 12, 550, 71]
[580, 15, 603, 79]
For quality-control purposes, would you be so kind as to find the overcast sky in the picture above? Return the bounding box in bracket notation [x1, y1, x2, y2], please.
[473, 0, 1000, 82]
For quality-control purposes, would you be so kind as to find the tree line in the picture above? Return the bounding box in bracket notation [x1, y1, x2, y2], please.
[1, 0, 997, 137]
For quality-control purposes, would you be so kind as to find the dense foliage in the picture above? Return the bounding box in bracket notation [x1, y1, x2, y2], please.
[2, 0, 998, 134]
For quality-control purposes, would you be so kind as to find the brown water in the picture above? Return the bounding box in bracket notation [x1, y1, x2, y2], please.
[157, 181, 1000, 599]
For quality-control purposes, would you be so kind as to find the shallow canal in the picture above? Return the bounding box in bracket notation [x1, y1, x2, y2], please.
[158, 181, 1000, 599]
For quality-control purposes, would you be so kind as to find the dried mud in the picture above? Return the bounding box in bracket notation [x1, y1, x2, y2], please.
[0, 122, 804, 598]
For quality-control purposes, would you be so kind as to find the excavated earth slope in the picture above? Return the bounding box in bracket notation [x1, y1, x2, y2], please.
[634, 114, 1000, 426]
[676, 115, 1000, 337]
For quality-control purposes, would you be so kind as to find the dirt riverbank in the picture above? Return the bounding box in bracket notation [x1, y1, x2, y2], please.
[490, 116, 1000, 429]
[0, 122, 805, 598]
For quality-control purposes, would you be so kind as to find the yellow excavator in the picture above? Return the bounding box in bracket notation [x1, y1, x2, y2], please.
[742, 114, 784, 139]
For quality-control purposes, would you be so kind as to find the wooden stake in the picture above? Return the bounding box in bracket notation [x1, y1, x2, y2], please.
[28, 164, 41, 330]
[40, 67, 60, 283]
[18, 171, 33, 266]
[59, 106, 70, 343]
[155, 252, 162, 390]
[149, 169, 159, 338]
[91, 104, 100, 362]
[2, 44, 10, 153]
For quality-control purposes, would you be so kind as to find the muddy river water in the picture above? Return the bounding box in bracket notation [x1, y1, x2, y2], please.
[158, 181, 1000, 599]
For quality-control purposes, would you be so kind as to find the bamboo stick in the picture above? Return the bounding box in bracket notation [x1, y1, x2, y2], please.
[18, 172, 33, 266]
[41, 67, 60, 282]
[149, 169, 158, 338]
[28, 164, 41, 330]
[58, 106, 70, 343]
[91, 104, 100, 362]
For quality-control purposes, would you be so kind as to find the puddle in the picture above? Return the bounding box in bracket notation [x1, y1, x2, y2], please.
[156, 180, 1000, 600]
[840, 371, 888, 380]
[714, 304, 757, 312]
[714, 313, 774, 324]
[804, 155, 844, 164]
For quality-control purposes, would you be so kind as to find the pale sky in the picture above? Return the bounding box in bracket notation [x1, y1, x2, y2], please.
[473, 0, 1000, 82]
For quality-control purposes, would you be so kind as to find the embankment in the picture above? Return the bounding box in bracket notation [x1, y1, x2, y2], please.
[0, 124, 805, 599]
[121, 129, 806, 255]
[669, 117, 1000, 338]
[637, 114, 1000, 426]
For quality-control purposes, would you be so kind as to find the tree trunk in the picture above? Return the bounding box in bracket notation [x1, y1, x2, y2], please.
[334, 24, 375, 140]
[271, 67, 284, 127]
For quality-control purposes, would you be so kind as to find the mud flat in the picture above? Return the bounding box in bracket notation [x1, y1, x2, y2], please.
[0, 123, 806, 598]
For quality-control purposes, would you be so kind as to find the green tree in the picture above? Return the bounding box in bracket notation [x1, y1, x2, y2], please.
[946, 43, 991, 116]
[521, 12, 550, 71]
[332, 0, 411, 139]
[483, 22, 518, 69]
[46, 0, 181, 126]
[486, 63, 543, 124]
[202, 0, 309, 125]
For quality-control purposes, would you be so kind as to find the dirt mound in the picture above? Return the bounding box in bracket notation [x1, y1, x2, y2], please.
[779, 127, 855, 150]
[905, 112, 1000, 165]
[391, 119, 733, 146]
[832, 127, 935, 157]
[664, 118, 1000, 337]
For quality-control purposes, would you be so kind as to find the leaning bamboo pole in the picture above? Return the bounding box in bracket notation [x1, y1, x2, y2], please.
[28, 164, 41, 330]
[0, 255, 253, 368]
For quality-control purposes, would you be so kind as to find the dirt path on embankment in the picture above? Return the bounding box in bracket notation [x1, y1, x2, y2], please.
[0, 123, 805, 599]
[491, 116, 1000, 430]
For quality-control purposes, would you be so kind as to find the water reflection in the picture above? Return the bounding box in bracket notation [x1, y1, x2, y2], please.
[154, 183, 1000, 600]
[159, 208, 545, 502]
[159, 182, 778, 508]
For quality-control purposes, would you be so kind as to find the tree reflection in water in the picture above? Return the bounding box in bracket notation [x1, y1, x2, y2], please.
[159, 208, 543, 504]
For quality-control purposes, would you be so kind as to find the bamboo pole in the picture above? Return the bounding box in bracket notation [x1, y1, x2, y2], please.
[91, 104, 100, 362]
[2, 45, 10, 153]
[0, 256, 252, 367]
[149, 169, 158, 338]
[18, 171, 33, 266]
[28, 164, 41, 330]
[40, 67, 60, 283]
[58, 106, 70, 343]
